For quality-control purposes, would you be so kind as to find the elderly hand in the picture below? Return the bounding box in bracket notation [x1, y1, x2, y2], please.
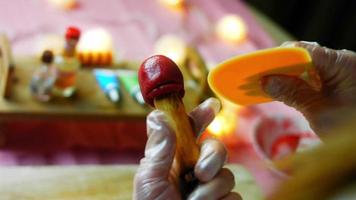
[262, 41, 356, 135]
[133, 98, 242, 200]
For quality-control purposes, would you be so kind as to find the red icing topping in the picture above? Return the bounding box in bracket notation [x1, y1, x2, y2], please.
[138, 55, 185, 107]
[271, 134, 301, 159]
[65, 26, 81, 40]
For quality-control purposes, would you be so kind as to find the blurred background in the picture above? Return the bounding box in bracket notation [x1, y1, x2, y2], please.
[247, 0, 356, 51]
[0, 0, 351, 199]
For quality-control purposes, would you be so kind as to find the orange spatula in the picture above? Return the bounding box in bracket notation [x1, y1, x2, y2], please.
[208, 47, 314, 106]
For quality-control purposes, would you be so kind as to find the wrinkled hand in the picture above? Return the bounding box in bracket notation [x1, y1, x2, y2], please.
[262, 41, 356, 135]
[134, 98, 242, 200]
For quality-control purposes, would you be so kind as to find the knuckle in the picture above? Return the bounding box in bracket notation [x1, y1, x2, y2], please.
[220, 168, 235, 186]
[202, 139, 228, 161]
[147, 110, 164, 122]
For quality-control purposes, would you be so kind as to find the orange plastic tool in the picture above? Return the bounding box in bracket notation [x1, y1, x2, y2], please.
[208, 47, 313, 106]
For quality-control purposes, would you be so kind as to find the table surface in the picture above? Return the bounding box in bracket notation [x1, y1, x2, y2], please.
[0, 164, 263, 200]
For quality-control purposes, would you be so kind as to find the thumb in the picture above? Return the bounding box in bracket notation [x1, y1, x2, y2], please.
[261, 74, 322, 110]
[135, 110, 176, 184]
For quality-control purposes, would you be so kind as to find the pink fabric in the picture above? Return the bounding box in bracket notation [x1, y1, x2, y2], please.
[0, 0, 274, 62]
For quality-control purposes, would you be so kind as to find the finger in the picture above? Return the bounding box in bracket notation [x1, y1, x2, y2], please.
[189, 97, 221, 136]
[188, 168, 235, 200]
[281, 41, 320, 48]
[135, 110, 176, 180]
[295, 43, 356, 68]
[261, 74, 323, 111]
[335, 49, 356, 70]
[281, 41, 340, 82]
[221, 192, 243, 200]
[195, 139, 227, 182]
[338, 49, 356, 57]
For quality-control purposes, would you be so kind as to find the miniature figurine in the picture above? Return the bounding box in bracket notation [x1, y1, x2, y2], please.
[30, 50, 57, 102]
[52, 26, 81, 98]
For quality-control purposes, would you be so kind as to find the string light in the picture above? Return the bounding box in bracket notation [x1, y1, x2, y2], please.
[158, 0, 185, 11]
[208, 111, 236, 137]
[77, 28, 114, 65]
[216, 15, 247, 44]
[154, 35, 187, 66]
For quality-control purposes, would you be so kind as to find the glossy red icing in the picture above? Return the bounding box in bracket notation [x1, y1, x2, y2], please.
[65, 26, 81, 40]
[138, 55, 185, 107]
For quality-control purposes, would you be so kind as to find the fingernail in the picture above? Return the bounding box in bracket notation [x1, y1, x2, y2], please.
[187, 192, 197, 200]
[188, 191, 201, 200]
[200, 143, 215, 160]
[300, 41, 320, 46]
[200, 98, 221, 115]
[261, 76, 282, 98]
[280, 41, 297, 47]
[196, 143, 215, 172]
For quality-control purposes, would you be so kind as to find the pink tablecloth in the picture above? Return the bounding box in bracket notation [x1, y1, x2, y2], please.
[0, 0, 274, 62]
[0, 0, 307, 196]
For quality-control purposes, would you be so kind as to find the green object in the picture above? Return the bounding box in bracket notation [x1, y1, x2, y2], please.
[117, 70, 145, 105]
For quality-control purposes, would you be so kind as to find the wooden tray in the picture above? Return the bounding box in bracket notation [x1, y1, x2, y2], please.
[0, 35, 209, 120]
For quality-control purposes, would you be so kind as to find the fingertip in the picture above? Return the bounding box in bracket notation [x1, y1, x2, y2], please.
[280, 41, 298, 47]
[298, 41, 320, 47]
[189, 98, 221, 136]
[194, 97, 221, 117]
[195, 139, 227, 182]
[189, 168, 236, 200]
[220, 168, 236, 188]
[260, 75, 285, 98]
[295, 41, 325, 61]
[280, 41, 320, 48]
[204, 97, 222, 116]
[221, 192, 243, 200]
